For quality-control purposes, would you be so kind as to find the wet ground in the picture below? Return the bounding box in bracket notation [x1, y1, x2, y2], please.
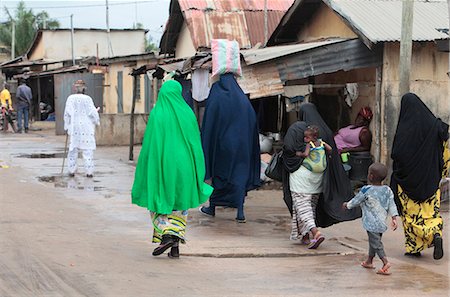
[0, 127, 449, 296]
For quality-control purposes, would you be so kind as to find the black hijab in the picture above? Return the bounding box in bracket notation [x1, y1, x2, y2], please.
[391, 93, 449, 203]
[299, 103, 361, 227]
[281, 121, 307, 213]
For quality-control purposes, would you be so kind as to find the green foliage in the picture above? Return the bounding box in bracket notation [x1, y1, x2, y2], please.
[145, 35, 158, 53]
[0, 1, 60, 57]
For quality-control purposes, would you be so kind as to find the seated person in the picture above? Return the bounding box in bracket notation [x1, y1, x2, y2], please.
[334, 107, 373, 153]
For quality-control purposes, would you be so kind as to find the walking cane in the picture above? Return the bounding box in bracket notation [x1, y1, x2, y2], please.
[61, 133, 68, 176]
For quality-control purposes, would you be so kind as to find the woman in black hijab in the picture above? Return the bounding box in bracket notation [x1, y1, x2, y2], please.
[391, 93, 449, 259]
[298, 103, 361, 227]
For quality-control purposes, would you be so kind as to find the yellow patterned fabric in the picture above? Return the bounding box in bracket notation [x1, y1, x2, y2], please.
[151, 210, 188, 244]
[397, 141, 449, 253]
[302, 140, 327, 173]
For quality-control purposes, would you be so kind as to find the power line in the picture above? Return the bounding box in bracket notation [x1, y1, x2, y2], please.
[3, 0, 160, 10]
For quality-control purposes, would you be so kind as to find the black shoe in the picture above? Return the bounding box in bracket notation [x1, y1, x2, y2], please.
[404, 252, 421, 258]
[235, 217, 246, 223]
[69, 173, 75, 177]
[433, 234, 444, 260]
[152, 235, 175, 256]
[86, 174, 93, 178]
[24, 128, 28, 133]
[168, 242, 179, 259]
[199, 206, 215, 217]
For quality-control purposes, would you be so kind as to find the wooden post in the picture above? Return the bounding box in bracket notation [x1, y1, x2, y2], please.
[37, 74, 42, 120]
[398, 0, 414, 96]
[374, 66, 382, 163]
[129, 75, 138, 161]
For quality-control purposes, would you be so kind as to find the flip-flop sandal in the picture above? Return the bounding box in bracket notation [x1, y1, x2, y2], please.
[376, 264, 391, 275]
[361, 262, 375, 269]
[308, 235, 325, 249]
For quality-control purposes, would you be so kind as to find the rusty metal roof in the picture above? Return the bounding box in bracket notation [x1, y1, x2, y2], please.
[160, 0, 294, 54]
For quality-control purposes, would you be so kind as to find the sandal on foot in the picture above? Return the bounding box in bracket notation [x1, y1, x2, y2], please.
[308, 235, 325, 249]
[376, 263, 391, 275]
[361, 261, 375, 269]
[152, 235, 175, 256]
[301, 235, 311, 245]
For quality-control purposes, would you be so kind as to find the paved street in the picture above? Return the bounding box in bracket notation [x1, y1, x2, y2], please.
[0, 126, 449, 297]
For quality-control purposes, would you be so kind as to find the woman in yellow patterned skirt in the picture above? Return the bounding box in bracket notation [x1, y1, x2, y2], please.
[391, 93, 449, 260]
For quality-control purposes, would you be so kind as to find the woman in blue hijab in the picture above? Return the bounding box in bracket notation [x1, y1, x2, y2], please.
[199, 73, 261, 222]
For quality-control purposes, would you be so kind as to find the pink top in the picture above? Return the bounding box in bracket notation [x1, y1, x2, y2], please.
[334, 125, 364, 152]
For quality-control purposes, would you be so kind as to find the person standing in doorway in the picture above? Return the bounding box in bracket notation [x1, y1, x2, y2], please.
[64, 80, 100, 178]
[16, 78, 32, 133]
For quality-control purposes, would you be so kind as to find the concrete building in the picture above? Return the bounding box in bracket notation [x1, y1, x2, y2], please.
[28, 28, 146, 61]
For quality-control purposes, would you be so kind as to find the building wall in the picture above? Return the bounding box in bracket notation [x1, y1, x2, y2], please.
[29, 30, 146, 61]
[380, 41, 449, 164]
[175, 22, 197, 59]
[103, 60, 155, 114]
[297, 3, 358, 42]
[96, 113, 149, 146]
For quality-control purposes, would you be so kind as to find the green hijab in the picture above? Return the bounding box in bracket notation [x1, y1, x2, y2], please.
[131, 80, 213, 214]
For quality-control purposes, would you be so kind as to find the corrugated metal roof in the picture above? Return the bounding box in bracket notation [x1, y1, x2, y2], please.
[178, 0, 293, 12]
[327, 0, 449, 42]
[177, 0, 295, 49]
[242, 38, 348, 65]
[275, 39, 382, 81]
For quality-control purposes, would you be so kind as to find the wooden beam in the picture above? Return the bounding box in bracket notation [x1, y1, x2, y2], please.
[399, 0, 414, 96]
[129, 75, 138, 161]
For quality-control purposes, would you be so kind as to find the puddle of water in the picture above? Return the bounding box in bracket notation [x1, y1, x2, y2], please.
[38, 175, 104, 192]
[16, 153, 65, 158]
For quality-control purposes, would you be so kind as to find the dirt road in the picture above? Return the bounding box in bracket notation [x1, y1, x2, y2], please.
[0, 131, 448, 296]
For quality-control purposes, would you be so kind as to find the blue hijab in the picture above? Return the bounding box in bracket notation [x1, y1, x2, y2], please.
[201, 73, 260, 206]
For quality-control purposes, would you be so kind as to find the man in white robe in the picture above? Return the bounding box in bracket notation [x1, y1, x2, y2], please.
[64, 80, 100, 177]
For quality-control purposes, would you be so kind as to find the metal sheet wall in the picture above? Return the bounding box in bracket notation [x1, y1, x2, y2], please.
[54, 72, 104, 135]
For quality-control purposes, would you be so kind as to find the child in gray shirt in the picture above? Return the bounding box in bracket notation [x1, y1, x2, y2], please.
[343, 162, 398, 275]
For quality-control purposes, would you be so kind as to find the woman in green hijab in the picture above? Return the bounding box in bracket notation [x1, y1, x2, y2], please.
[132, 80, 213, 258]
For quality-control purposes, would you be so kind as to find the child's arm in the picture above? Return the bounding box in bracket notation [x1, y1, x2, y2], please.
[386, 188, 399, 217]
[296, 143, 310, 158]
[391, 216, 398, 231]
[323, 142, 332, 155]
[343, 186, 369, 209]
[386, 187, 399, 231]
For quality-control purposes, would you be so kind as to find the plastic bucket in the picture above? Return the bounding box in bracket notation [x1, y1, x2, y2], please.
[348, 152, 373, 182]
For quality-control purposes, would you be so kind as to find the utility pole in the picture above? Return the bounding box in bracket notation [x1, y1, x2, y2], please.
[264, 0, 268, 47]
[106, 0, 113, 57]
[5, 8, 15, 59]
[11, 20, 15, 59]
[398, 0, 414, 96]
[70, 14, 75, 66]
